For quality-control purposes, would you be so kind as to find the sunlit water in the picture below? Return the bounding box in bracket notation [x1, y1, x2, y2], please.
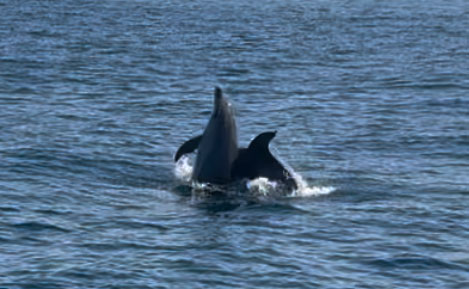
[1, 0, 468, 288]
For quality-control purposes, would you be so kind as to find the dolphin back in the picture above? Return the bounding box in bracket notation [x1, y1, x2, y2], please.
[231, 131, 297, 190]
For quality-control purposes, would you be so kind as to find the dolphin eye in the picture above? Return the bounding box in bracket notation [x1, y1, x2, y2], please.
[228, 103, 235, 114]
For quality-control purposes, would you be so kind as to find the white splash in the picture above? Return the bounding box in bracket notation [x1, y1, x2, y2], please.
[174, 156, 335, 198]
[247, 173, 335, 198]
[290, 173, 335, 197]
[247, 177, 278, 196]
[174, 156, 193, 182]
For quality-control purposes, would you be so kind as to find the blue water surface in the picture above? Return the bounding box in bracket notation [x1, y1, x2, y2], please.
[1, 0, 468, 288]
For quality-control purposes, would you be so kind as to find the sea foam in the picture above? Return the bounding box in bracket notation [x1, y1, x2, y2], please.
[175, 157, 335, 197]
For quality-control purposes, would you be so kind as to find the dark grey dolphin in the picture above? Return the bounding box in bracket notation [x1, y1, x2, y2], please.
[174, 87, 297, 190]
[175, 87, 238, 184]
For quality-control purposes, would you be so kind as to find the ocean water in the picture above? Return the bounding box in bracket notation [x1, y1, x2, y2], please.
[1, 0, 468, 288]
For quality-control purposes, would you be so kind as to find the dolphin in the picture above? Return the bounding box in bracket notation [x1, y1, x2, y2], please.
[175, 87, 238, 184]
[174, 87, 297, 190]
[231, 131, 297, 190]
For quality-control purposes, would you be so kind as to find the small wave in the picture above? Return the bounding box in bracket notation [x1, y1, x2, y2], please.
[365, 256, 464, 271]
[80, 241, 164, 251]
[0, 206, 20, 212]
[11, 221, 70, 233]
[290, 173, 336, 198]
[114, 220, 168, 231]
[247, 174, 335, 198]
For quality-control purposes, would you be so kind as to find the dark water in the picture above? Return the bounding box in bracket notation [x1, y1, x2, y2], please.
[1, 0, 468, 288]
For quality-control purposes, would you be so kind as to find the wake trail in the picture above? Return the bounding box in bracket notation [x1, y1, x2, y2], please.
[174, 156, 335, 197]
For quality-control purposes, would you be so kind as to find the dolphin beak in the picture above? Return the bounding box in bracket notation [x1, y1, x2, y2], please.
[214, 86, 222, 99]
[213, 87, 223, 116]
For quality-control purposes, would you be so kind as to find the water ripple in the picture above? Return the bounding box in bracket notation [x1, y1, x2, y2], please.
[1, 0, 468, 288]
[11, 222, 71, 233]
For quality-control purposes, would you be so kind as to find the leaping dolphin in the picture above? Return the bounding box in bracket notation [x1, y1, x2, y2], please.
[174, 87, 297, 190]
[175, 87, 237, 184]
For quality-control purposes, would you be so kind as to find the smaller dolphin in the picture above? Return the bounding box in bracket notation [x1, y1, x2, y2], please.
[231, 131, 297, 190]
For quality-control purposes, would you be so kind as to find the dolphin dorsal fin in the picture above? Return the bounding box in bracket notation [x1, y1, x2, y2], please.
[174, 134, 203, 162]
[248, 131, 277, 152]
